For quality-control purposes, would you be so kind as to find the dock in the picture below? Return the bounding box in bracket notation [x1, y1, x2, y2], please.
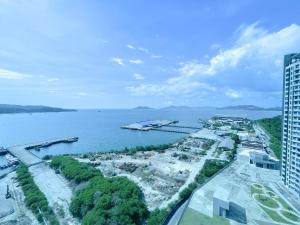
[152, 128, 190, 134]
[25, 137, 78, 150]
[165, 125, 201, 130]
[7, 137, 79, 166]
[121, 120, 178, 131]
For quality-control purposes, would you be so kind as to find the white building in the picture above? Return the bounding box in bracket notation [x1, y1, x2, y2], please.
[282, 53, 300, 196]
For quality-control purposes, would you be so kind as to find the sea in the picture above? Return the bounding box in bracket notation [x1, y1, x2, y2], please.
[0, 108, 281, 157]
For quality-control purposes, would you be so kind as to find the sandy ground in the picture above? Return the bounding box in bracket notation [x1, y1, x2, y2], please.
[29, 163, 80, 225]
[0, 172, 39, 225]
[78, 134, 224, 210]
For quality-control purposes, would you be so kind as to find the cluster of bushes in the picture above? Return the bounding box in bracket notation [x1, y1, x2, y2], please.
[202, 139, 215, 151]
[80, 143, 173, 160]
[147, 208, 169, 225]
[16, 164, 59, 225]
[51, 156, 102, 183]
[227, 134, 240, 161]
[147, 159, 228, 225]
[257, 116, 282, 158]
[123, 143, 172, 155]
[50, 156, 148, 225]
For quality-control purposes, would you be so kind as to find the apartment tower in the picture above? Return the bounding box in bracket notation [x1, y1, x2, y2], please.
[282, 53, 300, 195]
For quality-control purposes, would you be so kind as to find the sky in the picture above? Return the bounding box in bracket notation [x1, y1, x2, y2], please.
[0, 0, 300, 109]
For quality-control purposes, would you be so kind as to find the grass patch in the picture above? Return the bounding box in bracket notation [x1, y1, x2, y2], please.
[281, 210, 300, 222]
[277, 198, 295, 211]
[261, 206, 292, 224]
[266, 191, 276, 197]
[251, 185, 264, 195]
[253, 184, 263, 189]
[254, 194, 279, 209]
[180, 207, 230, 225]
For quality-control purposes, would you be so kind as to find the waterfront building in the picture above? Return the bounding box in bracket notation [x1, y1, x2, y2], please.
[282, 53, 300, 195]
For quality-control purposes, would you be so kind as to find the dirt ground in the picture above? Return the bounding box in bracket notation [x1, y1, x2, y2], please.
[0, 172, 39, 225]
[78, 135, 222, 210]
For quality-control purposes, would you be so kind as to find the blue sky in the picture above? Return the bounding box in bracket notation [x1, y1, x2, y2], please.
[0, 0, 300, 108]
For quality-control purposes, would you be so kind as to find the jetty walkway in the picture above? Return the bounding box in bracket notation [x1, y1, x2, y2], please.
[165, 125, 202, 130]
[7, 137, 78, 166]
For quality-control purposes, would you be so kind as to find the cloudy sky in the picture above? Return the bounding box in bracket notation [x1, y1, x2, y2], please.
[0, 0, 300, 108]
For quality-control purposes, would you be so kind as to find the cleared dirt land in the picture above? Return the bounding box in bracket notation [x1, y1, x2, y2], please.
[77, 135, 222, 210]
[0, 172, 39, 225]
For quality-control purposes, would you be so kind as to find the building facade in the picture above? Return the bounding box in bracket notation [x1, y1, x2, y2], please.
[282, 53, 300, 196]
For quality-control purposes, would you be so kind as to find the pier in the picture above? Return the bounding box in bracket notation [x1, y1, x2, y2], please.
[25, 137, 78, 150]
[165, 125, 202, 130]
[0, 147, 8, 156]
[152, 128, 190, 134]
[7, 137, 79, 166]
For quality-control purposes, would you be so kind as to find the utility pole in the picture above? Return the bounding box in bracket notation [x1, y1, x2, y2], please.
[5, 184, 11, 199]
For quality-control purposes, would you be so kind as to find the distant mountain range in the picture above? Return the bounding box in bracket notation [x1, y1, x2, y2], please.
[134, 106, 153, 110]
[219, 105, 282, 111]
[0, 104, 76, 114]
[162, 105, 216, 110]
[133, 105, 282, 111]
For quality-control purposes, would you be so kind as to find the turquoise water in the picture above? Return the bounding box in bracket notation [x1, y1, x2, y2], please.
[0, 108, 281, 156]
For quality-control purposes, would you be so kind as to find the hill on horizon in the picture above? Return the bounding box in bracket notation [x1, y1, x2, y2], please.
[0, 104, 76, 114]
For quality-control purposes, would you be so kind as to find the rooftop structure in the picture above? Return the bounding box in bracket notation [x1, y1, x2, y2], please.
[282, 53, 300, 196]
[241, 140, 264, 150]
[180, 159, 282, 225]
[237, 144, 279, 170]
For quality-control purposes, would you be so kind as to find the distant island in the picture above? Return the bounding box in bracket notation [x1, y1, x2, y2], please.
[162, 105, 216, 110]
[134, 106, 153, 110]
[219, 105, 282, 111]
[0, 104, 76, 114]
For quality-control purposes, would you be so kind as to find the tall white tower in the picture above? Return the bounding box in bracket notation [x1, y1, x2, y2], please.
[282, 53, 300, 196]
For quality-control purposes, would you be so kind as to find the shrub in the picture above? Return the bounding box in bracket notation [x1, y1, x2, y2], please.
[51, 156, 148, 225]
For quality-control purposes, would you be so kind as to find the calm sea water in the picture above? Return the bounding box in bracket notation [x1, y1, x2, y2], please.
[0, 108, 281, 157]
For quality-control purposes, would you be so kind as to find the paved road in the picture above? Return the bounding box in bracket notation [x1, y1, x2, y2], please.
[167, 200, 189, 225]
[8, 145, 42, 166]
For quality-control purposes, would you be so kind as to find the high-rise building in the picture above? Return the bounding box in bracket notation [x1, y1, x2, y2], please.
[282, 53, 300, 196]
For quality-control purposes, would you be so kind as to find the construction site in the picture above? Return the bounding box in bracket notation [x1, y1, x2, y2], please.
[77, 127, 234, 210]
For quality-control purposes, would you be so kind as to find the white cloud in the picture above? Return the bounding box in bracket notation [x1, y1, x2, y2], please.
[126, 44, 135, 49]
[225, 89, 242, 98]
[126, 23, 300, 104]
[178, 23, 300, 78]
[133, 73, 144, 80]
[129, 59, 143, 64]
[127, 79, 215, 96]
[151, 55, 162, 58]
[111, 57, 125, 66]
[0, 68, 28, 80]
[138, 47, 149, 53]
[178, 46, 247, 77]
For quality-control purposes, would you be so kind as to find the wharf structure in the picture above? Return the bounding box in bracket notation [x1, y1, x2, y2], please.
[7, 137, 78, 166]
[282, 53, 300, 196]
[121, 119, 202, 134]
[121, 120, 178, 131]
